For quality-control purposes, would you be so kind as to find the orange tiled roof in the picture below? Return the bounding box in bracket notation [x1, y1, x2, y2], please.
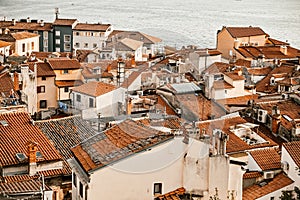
[74, 23, 111, 31]
[258, 99, 300, 131]
[243, 171, 262, 179]
[155, 187, 186, 200]
[0, 112, 62, 167]
[283, 141, 300, 168]
[196, 116, 277, 153]
[136, 117, 182, 131]
[213, 80, 235, 89]
[47, 58, 81, 70]
[249, 148, 281, 171]
[195, 49, 222, 56]
[176, 93, 225, 121]
[203, 62, 231, 74]
[216, 94, 259, 112]
[235, 59, 251, 68]
[9, 21, 52, 31]
[53, 19, 77, 26]
[71, 81, 116, 97]
[28, 63, 56, 77]
[224, 72, 245, 80]
[242, 173, 294, 200]
[225, 27, 267, 38]
[247, 67, 272, 76]
[255, 65, 295, 93]
[0, 40, 11, 48]
[156, 95, 177, 116]
[30, 51, 72, 60]
[11, 32, 39, 40]
[0, 179, 51, 195]
[55, 80, 83, 87]
[71, 119, 173, 172]
[236, 46, 300, 60]
[266, 38, 289, 46]
[0, 72, 14, 97]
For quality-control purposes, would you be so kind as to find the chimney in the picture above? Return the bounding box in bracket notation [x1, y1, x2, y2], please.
[40, 20, 44, 27]
[13, 72, 19, 91]
[3, 16, 7, 21]
[271, 105, 281, 134]
[237, 70, 242, 76]
[280, 45, 287, 55]
[27, 17, 30, 23]
[27, 141, 38, 176]
[127, 98, 132, 115]
[12, 19, 16, 26]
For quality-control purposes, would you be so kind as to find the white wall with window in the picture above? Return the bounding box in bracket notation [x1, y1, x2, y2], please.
[14, 35, 39, 56]
[71, 137, 239, 200]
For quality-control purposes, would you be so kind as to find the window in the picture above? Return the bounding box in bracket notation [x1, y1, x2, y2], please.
[22, 43, 26, 52]
[44, 40, 48, 47]
[42, 76, 46, 81]
[40, 100, 47, 108]
[56, 47, 60, 52]
[270, 197, 274, 200]
[63, 70, 69, 74]
[79, 182, 83, 198]
[89, 98, 94, 108]
[75, 43, 80, 48]
[55, 30, 60, 36]
[31, 42, 34, 50]
[93, 43, 97, 48]
[76, 94, 81, 102]
[37, 86, 45, 93]
[44, 31, 48, 39]
[73, 172, 77, 188]
[64, 87, 69, 93]
[56, 39, 60, 45]
[75, 32, 80, 36]
[64, 43, 71, 52]
[84, 43, 88, 48]
[153, 183, 162, 195]
[64, 35, 71, 42]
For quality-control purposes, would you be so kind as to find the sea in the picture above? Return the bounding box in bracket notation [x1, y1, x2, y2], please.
[1, 0, 300, 49]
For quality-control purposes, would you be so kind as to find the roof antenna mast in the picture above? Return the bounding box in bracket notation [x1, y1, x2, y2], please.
[55, 8, 60, 19]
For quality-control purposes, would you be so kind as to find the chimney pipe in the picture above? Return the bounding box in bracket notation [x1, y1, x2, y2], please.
[27, 141, 38, 176]
[40, 20, 44, 27]
[12, 19, 16, 26]
[27, 17, 30, 23]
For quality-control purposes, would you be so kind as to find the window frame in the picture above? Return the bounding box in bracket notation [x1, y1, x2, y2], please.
[76, 94, 81, 102]
[153, 183, 162, 195]
[40, 100, 47, 108]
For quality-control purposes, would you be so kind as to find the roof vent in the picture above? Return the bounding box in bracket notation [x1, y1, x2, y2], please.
[16, 153, 27, 162]
[36, 151, 43, 159]
[0, 120, 8, 126]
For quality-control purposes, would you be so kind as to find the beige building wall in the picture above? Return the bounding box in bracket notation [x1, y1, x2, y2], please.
[217, 30, 235, 60]
[37, 76, 57, 111]
[54, 69, 83, 81]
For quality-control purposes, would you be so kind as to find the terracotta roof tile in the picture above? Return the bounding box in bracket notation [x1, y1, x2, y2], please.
[71, 81, 116, 97]
[47, 58, 81, 70]
[0, 112, 62, 167]
[203, 62, 231, 74]
[243, 171, 262, 179]
[249, 148, 281, 171]
[213, 80, 235, 89]
[216, 94, 259, 112]
[0, 72, 14, 97]
[0, 179, 51, 195]
[283, 141, 300, 168]
[236, 46, 300, 60]
[30, 52, 72, 60]
[11, 32, 39, 40]
[225, 27, 267, 38]
[9, 22, 52, 31]
[224, 72, 245, 80]
[255, 65, 295, 93]
[246, 67, 272, 76]
[156, 95, 177, 116]
[53, 19, 77, 26]
[74, 23, 111, 31]
[196, 116, 277, 154]
[28, 63, 56, 77]
[176, 93, 225, 121]
[266, 38, 289, 46]
[55, 80, 83, 87]
[235, 59, 251, 68]
[71, 119, 173, 172]
[0, 40, 11, 48]
[242, 173, 294, 200]
[155, 187, 186, 200]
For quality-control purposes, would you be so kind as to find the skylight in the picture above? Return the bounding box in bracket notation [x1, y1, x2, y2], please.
[0, 120, 8, 126]
[16, 153, 27, 162]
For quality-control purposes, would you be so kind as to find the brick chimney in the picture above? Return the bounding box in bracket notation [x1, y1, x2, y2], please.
[271, 105, 281, 134]
[13, 72, 19, 91]
[27, 141, 38, 176]
[127, 98, 132, 115]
